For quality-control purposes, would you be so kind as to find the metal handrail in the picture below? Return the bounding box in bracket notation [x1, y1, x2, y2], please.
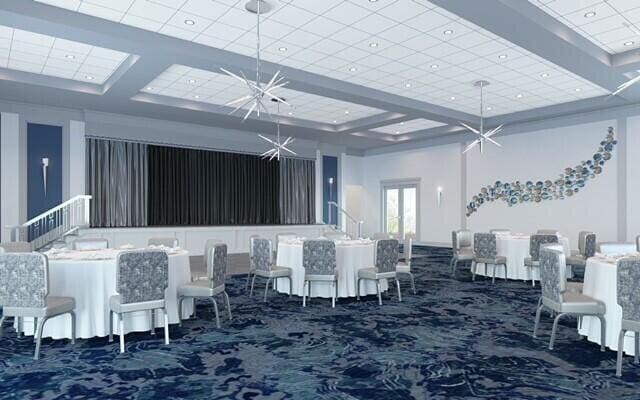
[328, 201, 364, 238]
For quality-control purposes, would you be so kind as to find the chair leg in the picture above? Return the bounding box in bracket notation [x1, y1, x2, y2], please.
[549, 312, 566, 350]
[597, 315, 606, 352]
[249, 275, 257, 297]
[357, 278, 362, 300]
[395, 279, 402, 302]
[331, 281, 336, 309]
[33, 318, 38, 343]
[118, 313, 125, 353]
[33, 317, 46, 360]
[223, 291, 232, 321]
[302, 281, 308, 307]
[491, 264, 496, 284]
[0, 315, 5, 338]
[17, 316, 22, 338]
[211, 298, 221, 328]
[483, 263, 487, 279]
[109, 310, 114, 342]
[163, 308, 170, 345]
[178, 297, 185, 327]
[263, 278, 271, 303]
[503, 263, 508, 281]
[471, 261, 476, 281]
[635, 332, 639, 364]
[617, 329, 627, 377]
[286, 276, 292, 297]
[150, 309, 156, 336]
[246, 270, 252, 291]
[533, 304, 544, 338]
[335, 279, 339, 303]
[69, 311, 76, 345]
[451, 258, 458, 276]
[409, 272, 416, 294]
[376, 280, 382, 306]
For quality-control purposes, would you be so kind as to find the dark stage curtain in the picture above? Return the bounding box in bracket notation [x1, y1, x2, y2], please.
[280, 158, 315, 224]
[147, 146, 280, 225]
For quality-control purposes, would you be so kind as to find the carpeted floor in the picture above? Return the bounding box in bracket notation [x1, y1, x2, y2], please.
[1, 246, 639, 399]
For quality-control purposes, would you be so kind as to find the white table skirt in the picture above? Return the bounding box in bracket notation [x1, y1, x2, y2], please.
[475, 236, 570, 281]
[579, 257, 639, 355]
[18, 252, 193, 340]
[275, 242, 388, 298]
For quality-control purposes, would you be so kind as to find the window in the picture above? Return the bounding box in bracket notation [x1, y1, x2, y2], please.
[382, 180, 419, 239]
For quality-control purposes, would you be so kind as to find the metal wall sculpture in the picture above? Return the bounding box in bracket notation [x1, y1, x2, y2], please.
[466, 127, 616, 217]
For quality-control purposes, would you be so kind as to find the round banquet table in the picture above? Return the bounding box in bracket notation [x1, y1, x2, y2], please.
[475, 234, 570, 281]
[579, 255, 640, 355]
[275, 240, 388, 298]
[17, 248, 193, 340]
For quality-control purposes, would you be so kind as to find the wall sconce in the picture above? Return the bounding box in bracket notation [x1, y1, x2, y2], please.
[437, 186, 443, 206]
[42, 158, 49, 196]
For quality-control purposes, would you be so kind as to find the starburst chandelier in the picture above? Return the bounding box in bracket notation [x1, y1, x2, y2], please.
[259, 98, 296, 160]
[461, 80, 504, 154]
[221, 0, 289, 121]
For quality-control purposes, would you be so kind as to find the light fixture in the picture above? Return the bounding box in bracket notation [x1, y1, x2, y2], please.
[624, 41, 634, 46]
[575, 88, 582, 92]
[498, 54, 508, 59]
[259, 97, 296, 161]
[450, 96, 456, 100]
[437, 186, 443, 206]
[184, 19, 195, 25]
[65, 54, 75, 60]
[288, 111, 292, 115]
[430, 64, 439, 69]
[146, 86, 153, 91]
[443, 29, 453, 35]
[516, 93, 523, 98]
[193, 95, 200, 99]
[584, 11, 596, 18]
[344, 110, 350, 114]
[349, 66, 357, 72]
[405, 83, 412, 88]
[395, 131, 400, 134]
[188, 79, 196, 84]
[486, 106, 492, 111]
[369, 42, 379, 48]
[85, 75, 94, 80]
[460, 80, 504, 154]
[369, 0, 378, 2]
[278, 46, 287, 51]
[541, 73, 549, 78]
[333, 120, 337, 123]
[400, 122, 405, 125]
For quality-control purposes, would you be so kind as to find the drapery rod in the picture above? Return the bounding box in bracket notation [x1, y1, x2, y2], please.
[84, 134, 316, 161]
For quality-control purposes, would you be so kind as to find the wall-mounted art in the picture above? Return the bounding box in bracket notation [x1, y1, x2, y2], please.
[466, 127, 616, 217]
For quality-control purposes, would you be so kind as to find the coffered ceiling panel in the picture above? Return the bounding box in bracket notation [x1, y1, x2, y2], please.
[142, 64, 387, 124]
[35, 0, 610, 117]
[529, 0, 640, 54]
[370, 118, 446, 135]
[0, 24, 129, 84]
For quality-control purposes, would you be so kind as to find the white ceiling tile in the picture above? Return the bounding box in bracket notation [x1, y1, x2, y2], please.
[128, 0, 176, 22]
[85, 0, 135, 12]
[322, 2, 372, 25]
[181, 0, 231, 19]
[77, 2, 124, 21]
[351, 13, 398, 35]
[376, 1, 433, 23]
[269, 5, 318, 28]
[120, 14, 165, 31]
[404, 10, 451, 33]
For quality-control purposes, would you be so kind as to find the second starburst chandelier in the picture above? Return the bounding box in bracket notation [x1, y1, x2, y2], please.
[460, 80, 504, 154]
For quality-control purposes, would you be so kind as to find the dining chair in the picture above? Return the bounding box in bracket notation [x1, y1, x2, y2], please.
[178, 242, 231, 328]
[0, 253, 76, 360]
[396, 235, 415, 294]
[246, 234, 260, 291]
[302, 239, 338, 308]
[109, 250, 169, 353]
[566, 231, 596, 280]
[471, 233, 507, 284]
[533, 245, 606, 351]
[147, 237, 179, 248]
[249, 238, 292, 302]
[450, 230, 474, 276]
[637, 235, 640, 252]
[358, 239, 402, 305]
[524, 234, 559, 287]
[0, 242, 32, 253]
[616, 256, 640, 376]
[72, 238, 109, 250]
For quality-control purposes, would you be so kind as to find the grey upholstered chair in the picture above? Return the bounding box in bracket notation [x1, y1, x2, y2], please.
[72, 238, 109, 251]
[178, 242, 231, 328]
[524, 234, 559, 287]
[246, 234, 260, 291]
[109, 250, 169, 353]
[147, 237, 179, 248]
[616, 256, 640, 376]
[537, 229, 560, 235]
[471, 233, 507, 284]
[637, 235, 640, 252]
[358, 239, 402, 305]
[302, 240, 338, 308]
[396, 236, 415, 294]
[489, 229, 510, 235]
[249, 238, 292, 302]
[533, 246, 606, 351]
[565, 232, 596, 287]
[0, 253, 76, 360]
[0, 241, 32, 253]
[451, 230, 474, 276]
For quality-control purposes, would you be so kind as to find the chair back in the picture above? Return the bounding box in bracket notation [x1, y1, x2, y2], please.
[302, 240, 336, 275]
[207, 243, 227, 289]
[577, 231, 588, 254]
[204, 238, 221, 276]
[0, 253, 48, 308]
[252, 238, 274, 272]
[0, 241, 32, 253]
[539, 245, 566, 304]
[116, 250, 168, 304]
[474, 233, 497, 259]
[374, 239, 399, 273]
[403, 234, 414, 263]
[537, 229, 559, 235]
[372, 232, 392, 240]
[452, 230, 472, 252]
[72, 238, 109, 251]
[636, 235, 640, 253]
[489, 229, 510, 235]
[148, 237, 179, 248]
[529, 234, 559, 261]
[617, 256, 640, 322]
[584, 233, 596, 258]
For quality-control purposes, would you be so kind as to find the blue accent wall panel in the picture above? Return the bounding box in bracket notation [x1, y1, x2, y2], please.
[322, 155, 338, 225]
[27, 123, 63, 219]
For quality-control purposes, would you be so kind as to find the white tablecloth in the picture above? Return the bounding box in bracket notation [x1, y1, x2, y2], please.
[275, 240, 388, 298]
[579, 255, 640, 355]
[475, 235, 570, 280]
[18, 248, 193, 340]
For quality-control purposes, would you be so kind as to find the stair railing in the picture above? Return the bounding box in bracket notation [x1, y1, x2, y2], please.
[328, 201, 363, 239]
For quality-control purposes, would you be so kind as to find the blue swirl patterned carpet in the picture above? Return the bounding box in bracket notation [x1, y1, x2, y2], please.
[1, 246, 639, 399]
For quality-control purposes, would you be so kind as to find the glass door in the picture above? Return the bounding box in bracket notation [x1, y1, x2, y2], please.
[383, 184, 418, 239]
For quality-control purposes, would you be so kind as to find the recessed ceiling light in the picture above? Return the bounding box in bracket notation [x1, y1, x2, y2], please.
[541, 73, 549, 78]
[193, 95, 200, 99]
[288, 112, 293, 115]
[369, 0, 378, 2]
[184, 19, 195, 25]
[395, 131, 400, 134]
[450, 96, 456, 100]
[486, 106, 492, 111]
[146, 87, 153, 91]
[278, 46, 287, 51]
[85, 75, 94, 80]
[498, 54, 508, 59]
[405, 83, 411, 88]
[65, 54, 75, 60]
[584, 11, 596, 18]
[516, 94, 523, 98]
[400, 122, 405, 125]
[430, 64, 439, 69]
[349, 67, 357, 72]
[188, 79, 196, 84]
[575, 88, 582, 92]
[624, 41, 634, 46]
[344, 110, 350, 114]
[333, 120, 337, 123]
[443, 29, 454, 35]
[369, 42, 379, 48]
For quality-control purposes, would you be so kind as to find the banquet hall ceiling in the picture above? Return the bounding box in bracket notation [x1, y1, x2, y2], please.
[0, 0, 639, 151]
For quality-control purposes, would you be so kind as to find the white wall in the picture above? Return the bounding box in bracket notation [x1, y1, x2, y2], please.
[1, 112, 20, 242]
[627, 116, 640, 241]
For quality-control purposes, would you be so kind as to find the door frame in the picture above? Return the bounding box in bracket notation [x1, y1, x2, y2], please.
[380, 178, 421, 239]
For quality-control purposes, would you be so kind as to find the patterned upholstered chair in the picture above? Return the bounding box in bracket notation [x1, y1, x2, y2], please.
[249, 238, 292, 302]
[302, 240, 338, 308]
[178, 242, 231, 328]
[524, 234, 559, 287]
[471, 233, 507, 284]
[72, 238, 109, 251]
[489, 229, 510, 235]
[616, 256, 640, 376]
[246, 234, 260, 291]
[450, 230, 474, 276]
[0, 253, 76, 360]
[0, 242, 32, 253]
[147, 237, 179, 248]
[396, 236, 415, 294]
[537, 229, 560, 235]
[358, 239, 402, 305]
[533, 246, 606, 351]
[109, 250, 169, 353]
[565, 232, 596, 292]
